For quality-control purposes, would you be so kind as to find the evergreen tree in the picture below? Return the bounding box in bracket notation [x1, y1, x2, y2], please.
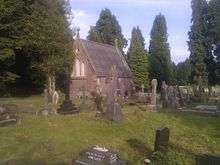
[207, 0, 220, 85]
[188, 0, 208, 89]
[127, 26, 145, 60]
[87, 26, 101, 43]
[149, 14, 173, 86]
[176, 59, 191, 85]
[128, 27, 149, 90]
[87, 8, 127, 51]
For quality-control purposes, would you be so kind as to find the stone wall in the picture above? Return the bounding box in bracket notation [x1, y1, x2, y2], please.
[70, 76, 133, 98]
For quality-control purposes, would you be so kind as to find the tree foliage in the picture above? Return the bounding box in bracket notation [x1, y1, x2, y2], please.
[188, 0, 208, 88]
[0, 0, 73, 95]
[149, 14, 173, 86]
[128, 27, 149, 90]
[87, 8, 127, 51]
[207, 0, 220, 85]
[176, 59, 191, 85]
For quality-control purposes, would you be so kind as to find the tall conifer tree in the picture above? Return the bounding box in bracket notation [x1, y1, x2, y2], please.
[128, 27, 149, 90]
[188, 0, 208, 89]
[87, 8, 127, 51]
[208, 0, 220, 85]
[149, 14, 173, 86]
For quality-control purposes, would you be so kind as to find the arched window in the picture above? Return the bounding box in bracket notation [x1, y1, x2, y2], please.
[81, 62, 85, 76]
[75, 59, 80, 77]
[74, 59, 85, 77]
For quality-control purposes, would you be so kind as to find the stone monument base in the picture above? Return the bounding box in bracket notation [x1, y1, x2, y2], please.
[57, 99, 79, 115]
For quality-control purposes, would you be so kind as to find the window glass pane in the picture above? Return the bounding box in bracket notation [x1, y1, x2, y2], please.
[81, 62, 85, 76]
[75, 59, 80, 76]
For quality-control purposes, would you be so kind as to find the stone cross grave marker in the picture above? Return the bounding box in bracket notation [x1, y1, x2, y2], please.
[154, 127, 170, 151]
[105, 65, 123, 122]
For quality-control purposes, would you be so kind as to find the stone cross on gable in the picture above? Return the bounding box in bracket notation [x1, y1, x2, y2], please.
[110, 65, 118, 80]
[76, 27, 80, 39]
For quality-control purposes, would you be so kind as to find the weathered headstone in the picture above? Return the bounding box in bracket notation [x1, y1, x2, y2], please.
[161, 81, 168, 108]
[79, 85, 89, 112]
[196, 154, 220, 165]
[151, 79, 157, 105]
[74, 146, 126, 165]
[141, 84, 145, 93]
[154, 127, 170, 151]
[162, 85, 180, 109]
[147, 79, 157, 111]
[105, 65, 123, 122]
[91, 91, 103, 113]
[42, 87, 50, 115]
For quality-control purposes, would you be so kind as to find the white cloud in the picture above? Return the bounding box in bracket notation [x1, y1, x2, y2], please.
[171, 47, 189, 64]
[71, 9, 98, 39]
[71, 0, 189, 6]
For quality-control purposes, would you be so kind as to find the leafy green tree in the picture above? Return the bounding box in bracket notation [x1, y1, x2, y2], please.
[87, 8, 127, 51]
[149, 14, 173, 86]
[128, 27, 149, 90]
[188, 0, 208, 90]
[0, 0, 73, 95]
[207, 0, 220, 85]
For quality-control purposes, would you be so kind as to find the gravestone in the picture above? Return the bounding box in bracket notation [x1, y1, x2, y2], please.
[154, 127, 170, 151]
[141, 84, 145, 93]
[105, 65, 123, 122]
[42, 87, 50, 115]
[161, 81, 168, 108]
[91, 91, 103, 113]
[196, 154, 220, 165]
[79, 85, 89, 112]
[0, 104, 17, 126]
[164, 86, 180, 109]
[150, 79, 157, 105]
[74, 146, 126, 165]
[147, 79, 157, 111]
[57, 77, 79, 114]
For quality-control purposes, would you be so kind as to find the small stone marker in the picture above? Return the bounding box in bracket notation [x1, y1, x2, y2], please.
[74, 146, 126, 165]
[154, 127, 170, 151]
[144, 158, 151, 164]
[196, 154, 220, 165]
[0, 104, 17, 126]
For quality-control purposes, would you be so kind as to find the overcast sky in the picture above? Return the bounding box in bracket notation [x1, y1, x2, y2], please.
[70, 0, 192, 64]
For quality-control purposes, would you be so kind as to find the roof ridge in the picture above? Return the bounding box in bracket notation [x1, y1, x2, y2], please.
[79, 39, 116, 49]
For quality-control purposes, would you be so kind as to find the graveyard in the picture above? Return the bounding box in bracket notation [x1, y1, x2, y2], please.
[0, 95, 219, 164]
[1, 0, 220, 164]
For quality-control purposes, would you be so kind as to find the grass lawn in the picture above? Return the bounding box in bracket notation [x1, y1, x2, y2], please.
[0, 95, 219, 165]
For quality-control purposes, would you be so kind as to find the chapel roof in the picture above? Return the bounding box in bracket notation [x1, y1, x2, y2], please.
[76, 39, 132, 78]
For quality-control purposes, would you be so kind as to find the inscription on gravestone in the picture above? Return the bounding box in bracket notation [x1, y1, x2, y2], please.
[154, 127, 170, 151]
[74, 146, 126, 165]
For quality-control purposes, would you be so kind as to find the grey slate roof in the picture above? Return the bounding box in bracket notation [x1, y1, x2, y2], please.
[79, 39, 132, 78]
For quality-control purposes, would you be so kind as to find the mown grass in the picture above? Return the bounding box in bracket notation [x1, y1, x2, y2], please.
[0, 95, 219, 165]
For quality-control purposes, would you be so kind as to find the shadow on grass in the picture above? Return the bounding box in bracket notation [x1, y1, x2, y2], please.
[159, 110, 220, 131]
[126, 138, 152, 156]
